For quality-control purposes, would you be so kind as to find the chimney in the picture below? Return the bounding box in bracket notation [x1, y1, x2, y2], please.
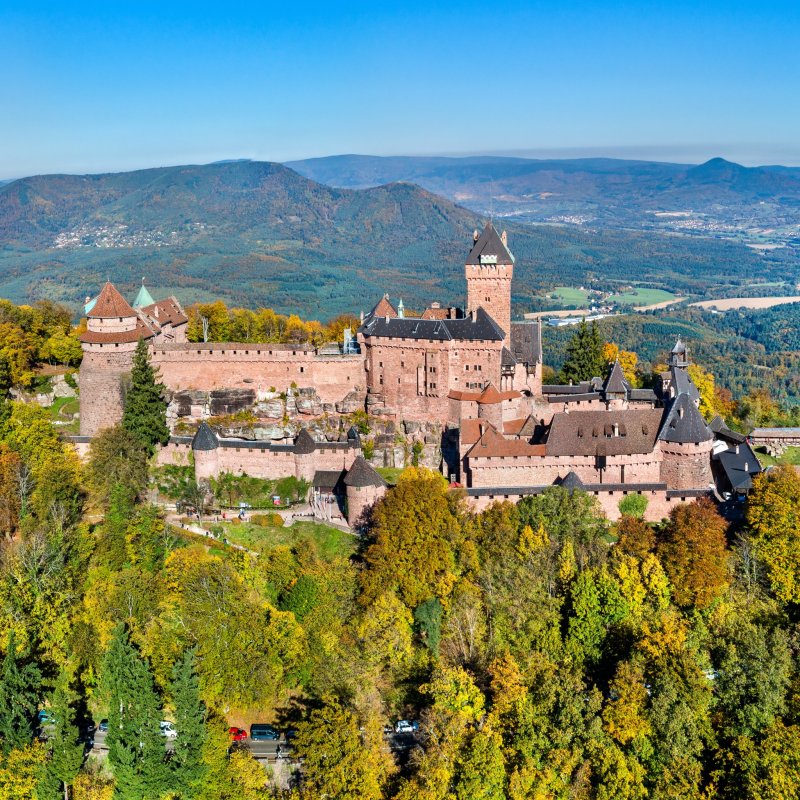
[501, 230, 508, 246]
[431, 301, 440, 309]
[735, 445, 739, 454]
[449, 307, 456, 318]
[744, 461, 749, 471]
[613, 423, 619, 437]
[473, 229, 479, 242]
[471, 309, 477, 322]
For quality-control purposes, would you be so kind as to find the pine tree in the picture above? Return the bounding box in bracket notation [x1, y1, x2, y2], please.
[169, 649, 207, 799]
[560, 320, 605, 384]
[121, 339, 169, 457]
[102, 625, 168, 800]
[0, 632, 41, 755]
[42, 672, 84, 800]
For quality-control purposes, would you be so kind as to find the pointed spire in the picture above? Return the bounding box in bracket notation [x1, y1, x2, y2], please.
[397, 298, 405, 318]
[87, 281, 136, 319]
[466, 222, 514, 266]
[132, 281, 155, 309]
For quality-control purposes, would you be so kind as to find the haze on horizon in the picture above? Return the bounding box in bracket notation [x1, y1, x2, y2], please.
[2, 0, 799, 178]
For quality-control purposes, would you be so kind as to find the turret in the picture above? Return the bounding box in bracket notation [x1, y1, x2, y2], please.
[344, 456, 388, 529]
[192, 422, 220, 481]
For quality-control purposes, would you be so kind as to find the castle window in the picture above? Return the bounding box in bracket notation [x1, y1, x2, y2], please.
[245, 350, 248, 355]
[115, 343, 119, 348]
[300, 367, 304, 373]
[233, 350, 237, 355]
[197, 350, 201, 354]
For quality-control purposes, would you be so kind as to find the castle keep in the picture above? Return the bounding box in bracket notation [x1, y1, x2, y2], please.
[77, 223, 760, 525]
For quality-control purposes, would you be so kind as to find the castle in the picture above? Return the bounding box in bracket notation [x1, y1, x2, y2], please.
[76, 223, 761, 526]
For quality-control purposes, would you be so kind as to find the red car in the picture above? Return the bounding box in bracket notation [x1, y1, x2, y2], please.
[228, 727, 247, 742]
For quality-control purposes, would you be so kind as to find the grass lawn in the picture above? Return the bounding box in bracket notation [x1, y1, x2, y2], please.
[216, 519, 356, 559]
[753, 446, 800, 468]
[608, 287, 677, 306]
[549, 286, 592, 306]
[49, 395, 80, 433]
[376, 467, 404, 485]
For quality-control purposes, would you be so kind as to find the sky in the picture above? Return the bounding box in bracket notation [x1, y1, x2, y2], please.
[2, 0, 800, 178]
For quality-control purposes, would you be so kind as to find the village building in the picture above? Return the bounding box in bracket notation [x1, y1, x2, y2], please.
[75, 223, 760, 526]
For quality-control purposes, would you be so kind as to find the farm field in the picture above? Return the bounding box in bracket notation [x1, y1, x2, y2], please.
[609, 287, 678, 306]
[691, 296, 800, 310]
[546, 286, 593, 306]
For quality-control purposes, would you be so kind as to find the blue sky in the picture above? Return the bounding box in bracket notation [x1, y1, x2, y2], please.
[1, 1, 799, 177]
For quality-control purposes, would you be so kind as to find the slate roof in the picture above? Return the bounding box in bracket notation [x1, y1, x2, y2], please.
[560, 471, 585, 490]
[659, 393, 713, 443]
[192, 422, 219, 451]
[709, 415, 747, 444]
[312, 470, 346, 492]
[465, 222, 514, 265]
[542, 382, 595, 395]
[604, 360, 631, 396]
[510, 321, 542, 365]
[546, 409, 664, 457]
[293, 428, 317, 454]
[344, 456, 388, 488]
[87, 282, 137, 319]
[713, 442, 762, 492]
[501, 347, 516, 367]
[359, 306, 505, 342]
[670, 366, 700, 402]
[629, 388, 657, 402]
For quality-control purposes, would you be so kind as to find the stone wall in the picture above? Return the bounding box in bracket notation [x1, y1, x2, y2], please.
[465, 262, 513, 346]
[659, 440, 714, 489]
[78, 345, 138, 436]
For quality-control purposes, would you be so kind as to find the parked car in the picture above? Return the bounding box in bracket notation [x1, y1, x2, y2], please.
[98, 719, 109, 732]
[229, 726, 248, 742]
[394, 720, 418, 734]
[249, 724, 280, 741]
[160, 721, 178, 740]
[37, 709, 56, 725]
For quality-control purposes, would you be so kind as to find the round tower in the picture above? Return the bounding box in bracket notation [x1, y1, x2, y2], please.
[465, 223, 514, 347]
[192, 422, 220, 481]
[79, 282, 148, 437]
[658, 393, 714, 490]
[344, 455, 388, 529]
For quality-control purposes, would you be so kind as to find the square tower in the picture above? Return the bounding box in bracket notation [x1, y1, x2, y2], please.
[465, 223, 514, 347]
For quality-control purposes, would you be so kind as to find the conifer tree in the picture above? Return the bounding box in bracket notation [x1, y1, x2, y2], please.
[0, 632, 41, 755]
[42, 672, 84, 800]
[169, 649, 207, 799]
[560, 320, 605, 384]
[121, 339, 169, 457]
[102, 625, 168, 799]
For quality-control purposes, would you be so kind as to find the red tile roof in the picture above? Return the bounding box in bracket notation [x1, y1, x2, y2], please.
[87, 282, 136, 319]
[467, 426, 547, 458]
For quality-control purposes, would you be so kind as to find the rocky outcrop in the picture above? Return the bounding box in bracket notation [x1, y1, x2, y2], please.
[336, 389, 366, 414]
[209, 388, 256, 416]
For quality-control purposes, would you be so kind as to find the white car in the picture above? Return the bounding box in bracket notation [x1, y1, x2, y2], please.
[160, 721, 177, 740]
[394, 720, 417, 734]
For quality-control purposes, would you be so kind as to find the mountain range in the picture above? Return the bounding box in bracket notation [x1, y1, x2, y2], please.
[288, 155, 800, 239]
[0, 160, 793, 317]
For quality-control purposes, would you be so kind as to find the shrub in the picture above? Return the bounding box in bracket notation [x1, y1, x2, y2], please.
[618, 492, 648, 518]
[251, 512, 285, 528]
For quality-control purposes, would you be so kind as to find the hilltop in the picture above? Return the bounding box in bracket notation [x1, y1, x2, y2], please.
[0, 160, 789, 316]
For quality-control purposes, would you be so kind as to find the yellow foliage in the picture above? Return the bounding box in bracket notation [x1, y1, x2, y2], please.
[0, 742, 46, 800]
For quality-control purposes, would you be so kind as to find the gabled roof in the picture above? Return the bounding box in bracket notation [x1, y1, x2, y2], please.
[659, 393, 713, 443]
[501, 347, 517, 367]
[371, 295, 397, 318]
[709, 415, 747, 444]
[192, 422, 219, 451]
[140, 297, 188, 327]
[604, 360, 631, 396]
[133, 283, 155, 309]
[312, 470, 346, 492]
[344, 456, 388, 488]
[477, 383, 503, 404]
[87, 282, 136, 319]
[466, 425, 546, 458]
[546, 408, 664, 456]
[359, 306, 504, 343]
[466, 222, 514, 265]
[670, 366, 700, 402]
[713, 442, 762, 491]
[293, 428, 317, 454]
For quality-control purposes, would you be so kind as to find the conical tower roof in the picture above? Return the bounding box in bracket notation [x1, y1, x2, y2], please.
[133, 283, 155, 309]
[87, 281, 136, 319]
[604, 360, 631, 396]
[344, 456, 388, 488]
[192, 422, 219, 451]
[293, 428, 317, 454]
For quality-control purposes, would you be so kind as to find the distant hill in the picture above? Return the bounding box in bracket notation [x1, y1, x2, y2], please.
[0, 161, 791, 317]
[287, 154, 800, 237]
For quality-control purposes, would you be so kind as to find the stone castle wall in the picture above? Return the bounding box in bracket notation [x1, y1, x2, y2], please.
[465, 262, 513, 345]
[149, 343, 364, 406]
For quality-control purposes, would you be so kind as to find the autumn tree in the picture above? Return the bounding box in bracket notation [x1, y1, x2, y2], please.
[361, 467, 461, 608]
[121, 339, 169, 457]
[657, 498, 729, 608]
[746, 465, 800, 603]
[86, 426, 149, 507]
[602, 342, 640, 386]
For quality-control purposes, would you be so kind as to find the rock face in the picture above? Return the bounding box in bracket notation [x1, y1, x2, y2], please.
[336, 390, 366, 414]
[209, 389, 256, 416]
[295, 388, 323, 416]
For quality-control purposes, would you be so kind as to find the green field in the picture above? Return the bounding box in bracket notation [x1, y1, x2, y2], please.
[608, 287, 678, 306]
[549, 286, 592, 306]
[752, 446, 800, 468]
[213, 519, 356, 560]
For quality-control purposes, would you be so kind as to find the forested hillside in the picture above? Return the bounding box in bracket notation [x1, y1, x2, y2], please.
[0, 161, 789, 316]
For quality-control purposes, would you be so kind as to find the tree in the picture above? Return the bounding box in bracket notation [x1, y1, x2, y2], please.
[746, 465, 800, 603]
[86, 426, 149, 507]
[101, 625, 168, 800]
[42, 672, 84, 800]
[121, 339, 169, 457]
[0, 632, 40, 755]
[361, 468, 461, 608]
[169, 650, 207, 799]
[602, 343, 639, 386]
[657, 498, 729, 608]
[618, 493, 647, 519]
[560, 320, 604, 384]
[453, 730, 506, 800]
[293, 697, 391, 800]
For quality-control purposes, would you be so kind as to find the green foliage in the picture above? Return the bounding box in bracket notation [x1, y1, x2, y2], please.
[169, 649, 207, 798]
[619, 492, 648, 519]
[559, 319, 605, 383]
[86, 425, 149, 507]
[414, 597, 443, 656]
[42, 671, 84, 798]
[0, 633, 40, 755]
[101, 625, 169, 800]
[121, 339, 169, 457]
